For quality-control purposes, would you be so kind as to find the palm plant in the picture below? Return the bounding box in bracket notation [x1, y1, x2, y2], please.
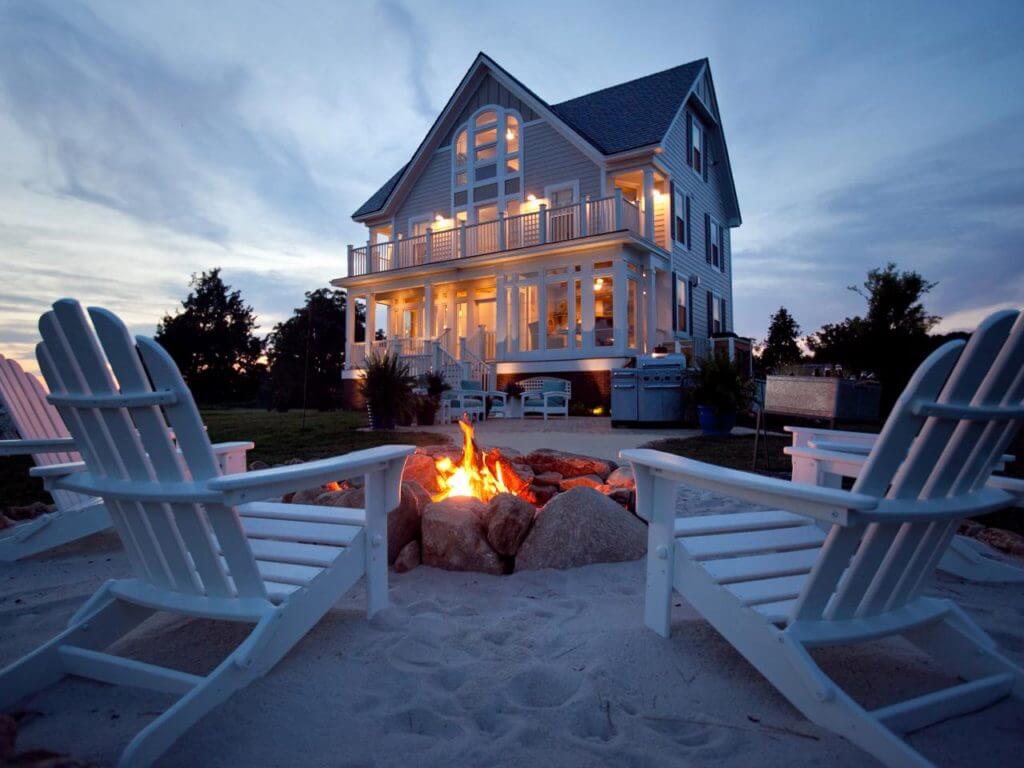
[359, 351, 414, 429]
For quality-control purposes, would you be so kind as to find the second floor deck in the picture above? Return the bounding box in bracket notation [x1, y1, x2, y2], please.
[347, 191, 666, 278]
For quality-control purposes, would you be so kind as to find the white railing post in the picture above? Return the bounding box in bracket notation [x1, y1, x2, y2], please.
[459, 221, 468, 258]
[579, 196, 589, 237]
[614, 188, 624, 231]
[425, 227, 433, 263]
[347, 245, 354, 276]
[497, 211, 506, 251]
[643, 168, 655, 240]
[459, 336, 467, 362]
[538, 204, 548, 244]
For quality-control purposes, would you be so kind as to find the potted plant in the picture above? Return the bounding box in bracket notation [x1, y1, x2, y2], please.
[359, 351, 414, 430]
[414, 372, 449, 425]
[690, 352, 753, 435]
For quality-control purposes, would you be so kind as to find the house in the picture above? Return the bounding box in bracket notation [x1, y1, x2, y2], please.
[334, 53, 741, 409]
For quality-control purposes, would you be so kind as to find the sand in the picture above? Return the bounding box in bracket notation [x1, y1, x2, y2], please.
[3, 502, 1024, 767]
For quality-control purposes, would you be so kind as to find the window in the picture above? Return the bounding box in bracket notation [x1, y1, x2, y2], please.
[475, 203, 498, 223]
[549, 185, 576, 207]
[546, 280, 569, 349]
[674, 190, 687, 244]
[476, 163, 497, 181]
[518, 284, 539, 351]
[574, 279, 582, 348]
[594, 275, 614, 346]
[627, 279, 638, 348]
[708, 292, 725, 335]
[475, 145, 497, 162]
[505, 114, 519, 153]
[675, 276, 688, 334]
[717, 297, 727, 333]
[505, 156, 520, 173]
[706, 216, 723, 268]
[474, 126, 497, 148]
[455, 130, 468, 170]
[691, 119, 703, 174]
[475, 110, 497, 128]
[455, 170, 467, 186]
[505, 198, 521, 217]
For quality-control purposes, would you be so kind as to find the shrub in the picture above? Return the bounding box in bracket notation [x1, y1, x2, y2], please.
[690, 352, 753, 414]
[359, 352, 414, 429]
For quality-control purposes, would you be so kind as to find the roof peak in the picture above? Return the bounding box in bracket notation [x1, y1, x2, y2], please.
[552, 58, 708, 108]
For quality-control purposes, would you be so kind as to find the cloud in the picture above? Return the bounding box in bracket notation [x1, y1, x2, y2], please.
[376, 0, 436, 122]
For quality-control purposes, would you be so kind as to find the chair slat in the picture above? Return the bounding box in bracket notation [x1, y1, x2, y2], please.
[703, 548, 820, 584]
[679, 525, 825, 560]
[674, 510, 808, 537]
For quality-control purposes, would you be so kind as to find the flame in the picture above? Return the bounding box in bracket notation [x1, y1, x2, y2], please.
[433, 417, 510, 502]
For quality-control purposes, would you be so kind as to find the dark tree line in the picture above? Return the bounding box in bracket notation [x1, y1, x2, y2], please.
[155, 269, 364, 409]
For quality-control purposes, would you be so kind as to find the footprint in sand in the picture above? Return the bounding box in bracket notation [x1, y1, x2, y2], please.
[406, 599, 442, 616]
[390, 634, 444, 669]
[506, 664, 582, 708]
[388, 707, 465, 740]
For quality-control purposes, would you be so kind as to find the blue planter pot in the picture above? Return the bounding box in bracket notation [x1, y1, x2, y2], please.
[697, 405, 736, 436]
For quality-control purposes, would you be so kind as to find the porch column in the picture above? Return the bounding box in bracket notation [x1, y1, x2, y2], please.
[496, 278, 507, 359]
[581, 264, 595, 351]
[446, 287, 457, 343]
[344, 291, 357, 368]
[642, 168, 655, 241]
[366, 293, 376, 355]
[613, 256, 627, 355]
[646, 266, 658, 354]
[423, 282, 433, 337]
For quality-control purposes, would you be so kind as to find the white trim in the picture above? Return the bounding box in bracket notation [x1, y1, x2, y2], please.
[407, 214, 432, 238]
[544, 179, 580, 205]
[495, 357, 629, 374]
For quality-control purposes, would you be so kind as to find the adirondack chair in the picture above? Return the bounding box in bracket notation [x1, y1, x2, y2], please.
[784, 423, 1024, 582]
[0, 353, 252, 561]
[622, 308, 1024, 768]
[0, 300, 413, 766]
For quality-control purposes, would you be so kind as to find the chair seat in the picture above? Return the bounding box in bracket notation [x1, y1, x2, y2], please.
[675, 509, 826, 626]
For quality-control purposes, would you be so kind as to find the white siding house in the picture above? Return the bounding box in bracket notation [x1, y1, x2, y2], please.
[334, 54, 741, 408]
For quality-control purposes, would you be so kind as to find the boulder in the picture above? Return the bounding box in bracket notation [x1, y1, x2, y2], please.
[288, 483, 341, 506]
[515, 487, 647, 571]
[393, 540, 421, 573]
[975, 527, 1024, 558]
[5, 502, 50, 521]
[421, 497, 505, 575]
[534, 471, 563, 486]
[314, 482, 427, 565]
[248, 460, 269, 471]
[604, 487, 635, 512]
[487, 453, 534, 495]
[0, 514, 11, 531]
[525, 449, 616, 480]
[283, 458, 305, 466]
[486, 493, 535, 556]
[402, 452, 442, 494]
[558, 474, 603, 491]
[605, 466, 635, 489]
[522, 484, 557, 507]
[0, 713, 14, 762]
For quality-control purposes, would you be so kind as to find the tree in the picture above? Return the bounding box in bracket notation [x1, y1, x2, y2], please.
[807, 263, 940, 412]
[758, 307, 803, 374]
[266, 289, 348, 410]
[155, 269, 265, 404]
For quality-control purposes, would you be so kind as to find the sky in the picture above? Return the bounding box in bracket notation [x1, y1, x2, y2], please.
[1, 0, 1022, 373]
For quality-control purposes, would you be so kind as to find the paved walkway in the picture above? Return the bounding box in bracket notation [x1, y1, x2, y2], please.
[399, 416, 751, 461]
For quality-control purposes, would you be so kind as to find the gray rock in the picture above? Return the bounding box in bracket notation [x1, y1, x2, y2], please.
[422, 497, 505, 575]
[4, 502, 50, 521]
[515, 487, 647, 571]
[393, 540, 421, 573]
[525, 449, 617, 480]
[248, 460, 270, 471]
[534, 471, 563, 486]
[605, 466, 635, 489]
[558, 473, 603, 491]
[402, 452, 442, 494]
[486, 493, 535, 556]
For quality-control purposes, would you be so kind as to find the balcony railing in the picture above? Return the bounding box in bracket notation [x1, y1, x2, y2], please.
[348, 191, 645, 278]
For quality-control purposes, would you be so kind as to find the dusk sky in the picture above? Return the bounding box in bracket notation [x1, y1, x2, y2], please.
[1, 0, 1022, 372]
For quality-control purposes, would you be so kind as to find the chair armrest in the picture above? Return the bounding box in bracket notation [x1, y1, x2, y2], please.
[211, 441, 255, 455]
[808, 439, 872, 456]
[620, 448, 877, 525]
[29, 460, 87, 479]
[0, 437, 76, 456]
[542, 391, 568, 404]
[784, 425, 878, 448]
[485, 391, 507, 403]
[207, 444, 415, 505]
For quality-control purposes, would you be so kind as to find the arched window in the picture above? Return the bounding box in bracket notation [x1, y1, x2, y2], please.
[451, 106, 524, 224]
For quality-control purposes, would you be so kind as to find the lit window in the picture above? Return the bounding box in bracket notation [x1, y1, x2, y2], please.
[475, 126, 497, 148]
[574, 279, 582, 348]
[455, 130, 467, 167]
[505, 115, 519, 153]
[505, 199, 521, 217]
[627, 279, 638, 348]
[518, 284, 538, 351]
[691, 119, 703, 174]
[475, 145, 496, 162]
[475, 203, 498, 223]
[506, 156, 520, 173]
[455, 170, 467, 186]
[475, 110, 497, 128]
[546, 280, 569, 349]
[594, 276, 614, 347]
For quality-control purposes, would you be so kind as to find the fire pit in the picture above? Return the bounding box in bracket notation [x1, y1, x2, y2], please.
[289, 417, 645, 575]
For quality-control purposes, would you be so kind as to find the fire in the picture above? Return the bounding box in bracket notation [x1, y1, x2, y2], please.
[433, 417, 510, 502]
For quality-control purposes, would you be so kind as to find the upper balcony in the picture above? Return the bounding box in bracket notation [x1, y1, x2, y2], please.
[346, 190, 667, 279]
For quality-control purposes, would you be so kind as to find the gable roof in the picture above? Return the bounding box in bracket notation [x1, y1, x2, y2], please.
[353, 54, 735, 222]
[549, 60, 705, 154]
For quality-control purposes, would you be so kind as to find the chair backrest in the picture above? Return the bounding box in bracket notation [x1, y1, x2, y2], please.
[791, 309, 1024, 624]
[0, 354, 78, 467]
[36, 299, 266, 601]
[520, 377, 571, 397]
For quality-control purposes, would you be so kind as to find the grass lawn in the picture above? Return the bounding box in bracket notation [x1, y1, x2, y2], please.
[641, 433, 792, 477]
[0, 409, 450, 509]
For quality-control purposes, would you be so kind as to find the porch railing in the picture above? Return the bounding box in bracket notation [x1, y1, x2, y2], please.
[348, 190, 647, 277]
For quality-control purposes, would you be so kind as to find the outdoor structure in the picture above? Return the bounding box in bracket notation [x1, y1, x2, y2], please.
[334, 53, 741, 408]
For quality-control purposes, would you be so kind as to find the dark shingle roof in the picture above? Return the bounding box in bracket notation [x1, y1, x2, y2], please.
[352, 164, 407, 218]
[551, 60, 705, 154]
[353, 58, 705, 218]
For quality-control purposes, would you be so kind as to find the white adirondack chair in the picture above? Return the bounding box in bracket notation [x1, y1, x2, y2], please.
[622, 308, 1024, 768]
[784, 424, 1024, 582]
[0, 353, 252, 561]
[0, 300, 413, 766]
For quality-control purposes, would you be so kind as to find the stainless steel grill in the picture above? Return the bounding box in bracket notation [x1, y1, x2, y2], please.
[612, 355, 687, 425]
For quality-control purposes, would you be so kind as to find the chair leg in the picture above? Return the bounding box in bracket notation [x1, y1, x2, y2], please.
[0, 596, 152, 710]
[0, 504, 111, 562]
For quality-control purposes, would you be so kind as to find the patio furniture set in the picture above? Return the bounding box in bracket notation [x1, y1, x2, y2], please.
[0, 299, 1022, 767]
[440, 376, 570, 422]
